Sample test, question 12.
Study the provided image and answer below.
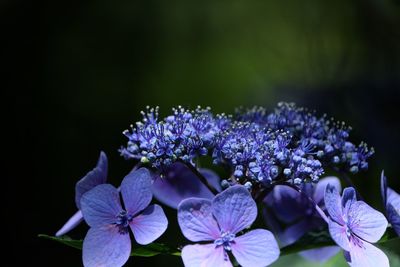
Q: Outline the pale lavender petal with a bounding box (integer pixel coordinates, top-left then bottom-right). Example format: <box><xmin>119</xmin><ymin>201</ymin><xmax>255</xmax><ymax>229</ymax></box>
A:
<box><xmin>299</xmin><ymin>246</ymin><xmax>340</xmax><ymax>262</ymax></box>
<box><xmin>75</xmin><ymin>151</ymin><xmax>108</xmax><ymax>209</ymax></box>
<box><xmin>313</xmin><ymin>176</ymin><xmax>341</xmax><ymax>204</ymax></box>
<box><xmin>348</xmin><ymin>201</ymin><xmax>388</xmax><ymax>243</ymax></box>
<box><xmin>265</xmin><ymin>185</ymin><xmax>305</xmax><ymax>224</ymax></box>
<box><xmin>279</xmin><ymin>219</ymin><xmax>310</xmax><ymax>246</ymax></box>
<box><xmin>82</xmin><ymin>225</ymin><xmax>131</xmax><ymax>267</ymax></box>
<box><xmin>387</xmin><ymin>203</ymin><xmax>400</xmax><ymax>236</ymax></box>
<box><xmin>212</xmin><ymin>185</ymin><xmax>257</xmax><ymax>234</ymax></box>
<box><xmin>347</xmin><ymin>242</ymin><xmax>389</xmax><ymax>267</ymax></box>
<box><xmin>120</xmin><ymin>168</ymin><xmax>152</xmax><ymax>216</ymax></box>
<box><xmin>178</xmin><ymin>198</ymin><xmax>220</xmax><ymax>242</ymax></box>
<box><xmin>129</xmin><ymin>204</ymin><xmax>168</xmax><ymax>245</ymax></box>
<box><xmin>55</xmin><ymin>210</ymin><xmax>83</xmax><ymax>236</ymax></box>
<box><xmin>328</xmin><ymin>219</ymin><xmax>350</xmax><ymax>250</ymax></box>
<box><xmin>152</xmin><ymin>163</ymin><xmax>220</xmax><ymax>209</ymax></box>
<box><xmin>325</xmin><ymin>184</ymin><xmax>344</xmax><ymax>224</ymax></box>
<box><xmin>80</xmin><ymin>184</ymin><xmax>122</xmax><ymax>227</ymax></box>
<box><xmin>231</xmin><ymin>229</ymin><xmax>280</xmax><ymax>267</ymax></box>
<box><xmin>380</xmin><ymin>171</ymin><xmax>387</xmax><ymax>206</ymax></box>
<box><xmin>181</xmin><ymin>244</ymin><xmax>233</xmax><ymax>267</ymax></box>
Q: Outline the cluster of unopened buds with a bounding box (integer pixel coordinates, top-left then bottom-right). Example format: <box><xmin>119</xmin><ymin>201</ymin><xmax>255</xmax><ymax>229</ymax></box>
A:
<box><xmin>50</xmin><ymin>103</ymin><xmax>399</xmax><ymax>267</ymax></box>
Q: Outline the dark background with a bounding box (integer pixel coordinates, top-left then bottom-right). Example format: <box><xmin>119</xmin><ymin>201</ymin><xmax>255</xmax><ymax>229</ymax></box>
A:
<box><xmin>5</xmin><ymin>0</ymin><xmax>400</xmax><ymax>266</ymax></box>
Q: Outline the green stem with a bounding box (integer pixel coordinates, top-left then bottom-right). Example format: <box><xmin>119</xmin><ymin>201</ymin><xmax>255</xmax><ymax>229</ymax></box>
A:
<box><xmin>178</xmin><ymin>160</ymin><xmax>219</xmax><ymax>195</ymax></box>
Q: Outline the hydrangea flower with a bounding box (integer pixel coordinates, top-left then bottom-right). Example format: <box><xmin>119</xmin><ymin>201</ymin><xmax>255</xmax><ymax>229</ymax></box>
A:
<box><xmin>380</xmin><ymin>171</ymin><xmax>400</xmax><ymax>236</ymax></box>
<box><xmin>120</xmin><ymin>103</ymin><xmax>373</xmax><ymax>190</ymax></box>
<box><xmin>152</xmin><ymin>162</ymin><xmax>221</xmax><ymax>209</ymax></box>
<box><xmin>325</xmin><ymin>184</ymin><xmax>389</xmax><ymax>267</ymax></box>
<box><xmin>80</xmin><ymin>168</ymin><xmax>168</xmax><ymax>267</ymax></box>
<box><xmin>56</xmin><ymin>151</ymin><xmax>108</xmax><ymax>236</ymax></box>
<box><xmin>264</xmin><ymin>177</ymin><xmax>341</xmax><ymax>262</ymax></box>
<box><xmin>177</xmin><ymin>185</ymin><xmax>280</xmax><ymax>267</ymax></box>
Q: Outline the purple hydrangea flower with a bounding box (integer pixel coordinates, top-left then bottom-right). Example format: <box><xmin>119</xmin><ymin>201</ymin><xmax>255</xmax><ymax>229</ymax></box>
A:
<box><xmin>380</xmin><ymin>171</ymin><xmax>400</xmax><ymax>236</ymax></box>
<box><xmin>264</xmin><ymin>176</ymin><xmax>341</xmax><ymax>262</ymax></box>
<box><xmin>325</xmin><ymin>184</ymin><xmax>389</xmax><ymax>267</ymax></box>
<box><xmin>121</xmin><ymin>103</ymin><xmax>372</xmax><ymax>190</ymax></box>
<box><xmin>56</xmin><ymin>151</ymin><xmax>108</xmax><ymax>236</ymax></box>
<box><xmin>177</xmin><ymin>185</ymin><xmax>280</xmax><ymax>267</ymax></box>
<box><xmin>81</xmin><ymin>168</ymin><xmax>168</xmax><ymax>267</ymax></box>
<box><xmin>152</xmin><ymin>162</ymin><xmax>221</xmax><ymax>209</ymax></box>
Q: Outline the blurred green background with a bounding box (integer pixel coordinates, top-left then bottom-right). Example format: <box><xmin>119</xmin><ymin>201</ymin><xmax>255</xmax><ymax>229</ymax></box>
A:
<box><xmin>6</xmin><ymin>0</ymin><xmax>400</xmax><ymax>265</ymax></box>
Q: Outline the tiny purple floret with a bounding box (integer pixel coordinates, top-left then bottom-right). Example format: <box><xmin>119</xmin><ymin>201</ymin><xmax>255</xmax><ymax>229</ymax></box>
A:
<box><xmin>325</xmin><ymin>184</ymin><xmax>389</xmax><ymax>267</ymax></box>
<box><xmin>80</xmin><ymin>168</ymin><xmax>168</xmax><ymax>267</ymax></box>
<box><xmin>178</xmin><ymin>185</ymin><xmax>280</xmax><ymax>267</ymax></box>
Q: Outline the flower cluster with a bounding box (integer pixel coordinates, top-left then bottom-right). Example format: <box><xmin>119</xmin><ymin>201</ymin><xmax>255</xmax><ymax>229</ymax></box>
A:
<box><xmin>120</xmin><ymin>106</ymin><xmax>231</xmax><ymax>169</ymax></box>
<box><xmin>52</xmin><ymin>103</ymin><xmax>396</xmax><ymax>267</ymax></box>
<box><xmin>120</xmin><ymin>103</ymin><xmax>373</xmax><ymax>188</ymax></box>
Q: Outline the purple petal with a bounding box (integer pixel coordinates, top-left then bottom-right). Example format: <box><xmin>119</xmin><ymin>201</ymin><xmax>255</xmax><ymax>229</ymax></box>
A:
<box><xmin>313</xmin><ymin>176</ymin><xmax>341</xmax><ymax>204</ymax></box>
<box><xmin>387</xmin><ymin>186</ymin><xmax>400</xmax><ymax>235</ymax></box>
<box><xmin>80</xmin><ymin>184</ymin><xmax>122</xmax><ymax>227</ymax></box>
<box><xmin>200</xmin><ymin>168</ymin><xmax>222</xmax><ymax>192</ymax></box>
<box><xmin>231</xmin><ymin>229</ymin><xmax>280</xmax><ymax>267</ymax></box>
<box><xmin>265</xmin><ymin>185</ymin><xmax>305</xmax><ymax>224</ymax></box>
<box><xmin>55</xmin><ymin>210</ymin><xmax>83</xmax><ymax>236</ymax></box>
<box><xmin>152</xmin><ymin>163</ymin><xmax>220</xmax><ymax>209</ymax></box>
<box><xmin>342</xmin><ymin>187</ymin><xmax>357</xmax><ymax>207</ymax></box>
<box><xmin>325</xmin><ymin>184</ymin><xmax>344</xmax><ymax>224</ymax></box>
<box><xmin>212</xmin><ymin>185</ymin><xmax>257</xmax><ymax>234</ymax></box>
<box><xmin>120</xmin><ymin>168</ymin><xmax>153</xmax><ymax>216</ymax></box>
<box><xmin>347</xmin><ymin>201</ymin><xmax>387</xmax><ymax>243</ymax></box>
<box><xmin>387</xmin><ymin>203</ymin><xmax>400</xmax><ymax>236</ymax></box>
<box><xmin>387</xmin><ymin>187</ymin><xmax>400</xmax><ymax>211</ymax></box>
<box><xmin>328</xmin><ymin>219</ymin><xmax>350</xmax><ymax>250</ymax></box>
<box><xmin>129</xmin><ymin>204</ymin><xmax>168</xmax><ymax>245</ymax></box>
<box><xmin>380</xmin><ymin>171</ymin><xmax>387</xmax><ymax>206</ymax></box>
<box><xmin>178</xmin><ymin>198</ymin><xmax>220</xmax><ymax>242</ymax></box>
<box><xmin>279</xmin><ymin>219</ymin><xmax>310</xmax><ymax>246</ymax></box>
<box><xmin>82</xmin><ymin>226</ymin><xmax>131</xmax><ymax>267</ymax></box>
<box><xmin>75</xmin><ymin>151</ymin><xmax>108</xmax><ymax>209</ymax></box>
<box><xmin>347</xmin><ymin>242</ymin><xmax>389</xmax><ymax>267</ymax></box>
<box><xmin>299</xmin><ymin>246</ymin><xmax>340</xmax><ymax>262</ymax></box>
<box><xmin>181</xmin><ymin>244</ymin><xmax>233</xmax><ymax>267</ymax></box>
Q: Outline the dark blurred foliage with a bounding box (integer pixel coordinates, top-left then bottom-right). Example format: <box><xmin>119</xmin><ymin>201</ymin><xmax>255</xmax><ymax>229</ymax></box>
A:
<box><xmin>4</xmin><ymin>0</ymin><xmax>400</xmax><ymax>265</ymax></box>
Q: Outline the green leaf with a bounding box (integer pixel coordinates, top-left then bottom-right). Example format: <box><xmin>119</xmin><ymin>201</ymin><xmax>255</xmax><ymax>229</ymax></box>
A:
<box><xmin>38</xmin><ymin>234</ymin><xmax>83</xmax><ymax>250</ymax></box>
<box><xmin>280</xmin><ymin>230</ymin><xmax>335</xmax><ymax>256</ymax></box>
<box><xmin>38</xmin><ymin>234</ymin><xmax>181</xmax><ymax>257</ymax></box>
<box><xmin>377</xmin><ymin>227</ymin><xmax>398</xmax><ymax>244</ymax></box>
<box><xmin>130</xmin><ymin>243</ymin><xmax>180</xmax><ymax>257</ymax></box>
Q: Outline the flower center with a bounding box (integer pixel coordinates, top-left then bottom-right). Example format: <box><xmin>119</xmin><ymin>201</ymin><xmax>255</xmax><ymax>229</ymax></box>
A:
<box><xmin>345</xmin><ymin>224</ymin><xmax>364</xmax><ymax>248</ymax></box>
<box><xmin>214</xmin><ymin>231</ymin><xmax>236</xmax><ymax>252</ymax></box>
<box><xmin>115</xmin><ymin>210</ymin><xmax>132</xmax><ymax>235</ymax></box>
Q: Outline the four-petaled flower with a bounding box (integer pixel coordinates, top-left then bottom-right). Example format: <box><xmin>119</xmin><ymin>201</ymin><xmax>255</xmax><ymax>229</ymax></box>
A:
<box><xmin>325</xmin><ymin>184</ymin><xmax>389</xmax><ymax>267</ymax></box>
<box><xmin>80</xmin><ymin>168</ymin><xmax>168</xmax><ymax>267</ymax></box>
<box><xmin>380</xmin><ymin>171</ymin><xmax>400</xmax><ymax>236</ymax></box>
<box><xmin>178</xmin><ymin>185</ymin><xmax>280</xmax><ymax>267</ymax></box>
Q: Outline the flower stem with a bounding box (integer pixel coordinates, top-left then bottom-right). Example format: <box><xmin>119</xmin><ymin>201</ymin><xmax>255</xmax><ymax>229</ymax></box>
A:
<box><xmin>332</xmin><ymin>167</ymin><xmax>364</xmax><ymax>201</ymax></box>
<box><xmin>179</xmin><ymin>160</ymin><xmax>219</xmax><ymax>195</ymax></box>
